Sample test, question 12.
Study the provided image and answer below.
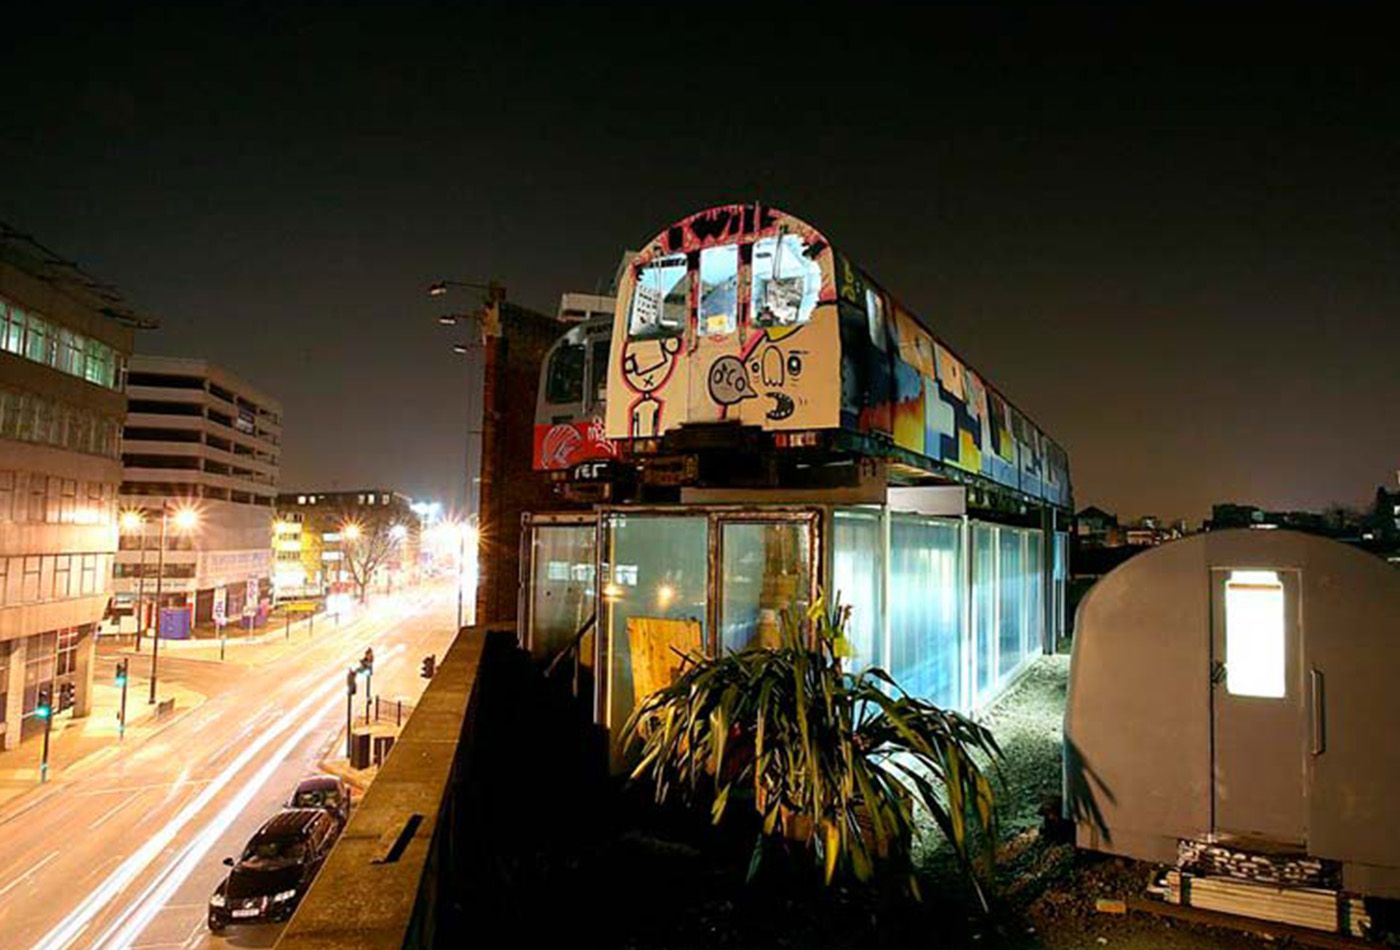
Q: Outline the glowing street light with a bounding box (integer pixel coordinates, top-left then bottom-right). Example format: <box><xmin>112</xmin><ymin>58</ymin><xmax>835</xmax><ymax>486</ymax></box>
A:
<box><xmin>342</xmin><ymin>522</ymin><xmax>362</xmax><ymax>542</ymax></box>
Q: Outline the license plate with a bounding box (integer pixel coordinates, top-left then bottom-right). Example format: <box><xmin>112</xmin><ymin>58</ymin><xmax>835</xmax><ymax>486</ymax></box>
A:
<box><xmin>231</xmin><ymin>908</ymin><xmax>260</xmax><ymax>918</ymax></box>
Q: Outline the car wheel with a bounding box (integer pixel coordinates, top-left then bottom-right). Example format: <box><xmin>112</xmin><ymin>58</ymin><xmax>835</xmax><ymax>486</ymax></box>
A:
<box><xmin>208</xmin><ymin>919</ymin><xmax>225</xmax><ymax>934</ymax></box>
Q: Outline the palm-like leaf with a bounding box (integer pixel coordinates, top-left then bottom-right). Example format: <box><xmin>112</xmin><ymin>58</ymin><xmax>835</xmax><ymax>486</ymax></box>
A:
<box><xmin>621</xmin><ymin>590</ymin><xmax>1002</xmax><ymax>902</ymax></box>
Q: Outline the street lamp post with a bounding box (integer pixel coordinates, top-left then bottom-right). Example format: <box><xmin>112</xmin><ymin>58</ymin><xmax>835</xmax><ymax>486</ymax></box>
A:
<box><xmin>120</xmin><ymin>511</ymin><xmax>149</xmax><ymax>651</ymax></box>
<box><xmin>431</xmin><ymin>278</ymin><xmax>502</xmax><ymax>628</ymax></box>
<box><xmin>150</xmin><ymin>504</ymin><xmax>198</xmax><ymax>704</ymax></box>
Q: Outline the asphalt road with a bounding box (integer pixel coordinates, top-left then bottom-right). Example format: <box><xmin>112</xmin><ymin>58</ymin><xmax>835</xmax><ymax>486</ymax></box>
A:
<box><xmin>0</xmin><ymin>583</ymin><xmax>459</xmax><ymax>950</ymax></box>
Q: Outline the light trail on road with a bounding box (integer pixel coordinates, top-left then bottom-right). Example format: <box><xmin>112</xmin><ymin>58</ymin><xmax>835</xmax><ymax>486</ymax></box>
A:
<box><xmin>30</xmin><ymin>658</ymin><xmax>354</xmax><ymax>950</ymax></box>
<box><xmin>92</xmin><ymin>648</ymin><xmax>405</xmax><ymax>949</ymax></box>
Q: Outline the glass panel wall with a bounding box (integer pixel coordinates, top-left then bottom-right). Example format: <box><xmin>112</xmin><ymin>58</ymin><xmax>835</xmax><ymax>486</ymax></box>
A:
<box><xmin>719</xmin><ymin>521</ymin><xmax>812</xmax><ymax>653</ymax></box>
<box><xmin>888</xmin><ymin>514</ymin><xmax>964</xmax><ymax>710</ymax></box>
<box><xmin>972</xmin><ymin>523</ymin><xmax>997</xmax><ymax>706</ymax></box>
<box><xmin>602</xmin><ymin>514</ymin><xmax>708</xmax><ymax>732</ymax></box>
<box><xmin>527</xmin><ymin>523</ymin><xmax>596</xmax><ymax>662</ymax></box>
<box><xmin>832</xmin><ymin>509</ymin><xmax>884</xmax><ymax>671</ymax></box>
<box><xmin>1025</xmin><ymin>531</ymin><xmax>1044</xmax><ymax>658</ymax></box>
<box><xmin>997</xmin><ymin>527</ymin><xmax>1026</xmax><ymax>679</ymax></box>
<box><xmin>1053</xmin><ymin>531</ymin><xmax>1069</xmax><ymax>642</ymax></box>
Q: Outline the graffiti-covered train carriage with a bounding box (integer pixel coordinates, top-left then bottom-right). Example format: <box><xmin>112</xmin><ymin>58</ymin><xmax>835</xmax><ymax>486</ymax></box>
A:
<box><xmin>525</xmin><ymin>204</ymin><xmax>1073</xmax><ymax>757</ymax></box>
<box><xmin>535</xmin><ymin>203</ymin><xmax>1068</xmax><ymax>510</ymax></box>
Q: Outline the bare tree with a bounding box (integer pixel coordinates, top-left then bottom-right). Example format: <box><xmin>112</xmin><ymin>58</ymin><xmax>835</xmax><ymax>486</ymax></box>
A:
<box><xmin>338</xmin><ymin>511</ymin><xmax>399</xmax><ymax>603</ymax></box>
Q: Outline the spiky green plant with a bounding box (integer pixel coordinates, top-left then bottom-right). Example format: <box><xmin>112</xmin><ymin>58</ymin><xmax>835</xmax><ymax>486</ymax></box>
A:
<box><xmin>621</xmin><ymin>591</ymin><xmax>1002</xmax><ymax>904</ymax></box>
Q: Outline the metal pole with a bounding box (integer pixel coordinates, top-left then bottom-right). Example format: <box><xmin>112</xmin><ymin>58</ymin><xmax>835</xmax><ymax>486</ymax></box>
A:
<box><xmin>149</xmin><ymin>509</ymin><xmax>167</xmax><ymax>704</ymax></box>
<box><xmin>134</xmin><ymin>525</ymin><xmax>148</xmax><ymax>652</ymax></box>
<box><xmin>40</xmin><ymin>708</ymin><xmax>52</xmax><ymax>783</ymax></box>
<box><xmin>345</xmin><ymin>687</ymin><xmax>353</xmax><ymax>759</ymax></box>
<box><xmin>118</xmin><ymin>663</ymin><xmax>128</xmax><ymax>740</ymax></box>
<box><xmin>285</xmin><ymin>614</ymin><xmax>291</xmax><ymax>640</ymax></box>
<box><xmin>220</xmin><ymin>623</ymin><xmax>226</xmax><ymax>661</ymax></box>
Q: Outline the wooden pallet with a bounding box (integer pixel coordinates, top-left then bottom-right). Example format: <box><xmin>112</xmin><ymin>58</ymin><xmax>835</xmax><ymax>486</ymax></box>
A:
<box><xmin>1155</xmin><ymin>869</ymin><xmax>1371</xmax><ymax>939</ymax></box>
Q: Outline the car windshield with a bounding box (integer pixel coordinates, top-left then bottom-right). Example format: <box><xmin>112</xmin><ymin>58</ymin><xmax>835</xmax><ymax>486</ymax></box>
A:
<box><xmin>243</xmin><ymin>837</ymin><xmax>306</xmax><ymax>862</ymax></box>
<box><xmin>294</xmin><ymin>788</ymin><xmax>339</xmax><ymax>808</ymax></box>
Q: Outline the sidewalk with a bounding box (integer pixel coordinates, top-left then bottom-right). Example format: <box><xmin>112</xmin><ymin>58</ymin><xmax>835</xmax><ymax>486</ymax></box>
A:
<box><xmin>0</xmin><ymin>677</ymin><xmax>207</xmax><ymax>811</ymax></box>
<box><xmin>108</xmin><ymin>608</ymin><xmax>342</xmax><ymax>667</ymax></box>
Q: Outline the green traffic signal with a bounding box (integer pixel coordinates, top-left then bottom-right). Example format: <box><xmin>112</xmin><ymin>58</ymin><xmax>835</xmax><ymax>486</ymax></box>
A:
<box><xmin>34</xmin><ymin>704</ymin><xmax>50</xmax><ymax>720</ymax></box>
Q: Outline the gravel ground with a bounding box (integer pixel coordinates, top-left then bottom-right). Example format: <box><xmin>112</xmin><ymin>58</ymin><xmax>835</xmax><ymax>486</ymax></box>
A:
<box><xmin>500</xmin><ymin>656</ymin><xmax>1325</xmax><ymax>948</ymax></box>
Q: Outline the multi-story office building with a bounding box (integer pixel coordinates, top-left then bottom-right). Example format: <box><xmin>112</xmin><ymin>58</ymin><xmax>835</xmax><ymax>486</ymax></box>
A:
<box><xmin>276</xmin><ymin>490</ymin><xmax>419</xmax><ymax>599</ymax></box>
<box><xmin>115</xmin><ymin>357</ymin><xmax>280</xmax><ymax>628</ymax></box>
<box><xmin>0</xmin><ymin>226</ymin><xmax>139</xmax><ymax>749</ymax></box>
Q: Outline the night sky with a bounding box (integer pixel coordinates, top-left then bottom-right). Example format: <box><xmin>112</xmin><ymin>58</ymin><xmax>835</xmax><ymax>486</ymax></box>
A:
<box><xmin>3</xmin><ymin>6</ymin><xmax>1395</xmax><ymax>522</ymax></box>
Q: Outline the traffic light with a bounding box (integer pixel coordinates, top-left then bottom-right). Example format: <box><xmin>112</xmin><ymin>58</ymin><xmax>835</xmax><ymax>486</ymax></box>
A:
<box><xmin>346</xmin><ymin>667</ymin><xmax>358</xmax><ymax>695</ymax></box>
<box><xmin>34</xmin><ymin>686</ymin><xmax>51</xmax><ymax>720</ymax></box>
<box><xmin>361</xmin><ymin>647</ymin><xmax>374</xmax><ymax>673</ymax></box>
<box><xmin>420</xmin><ymin>654</ymin><xmax>436</xmax><ymax>679</ymax></box>
<box><xmin>115</xmin><ymin>659</ymin><xmax>128</xmax><ymax>688</ymax></box>
<box><xmin>58</xmin><ymin>682</ymin><xmax>74</xmax><ymax>712</ymax></box>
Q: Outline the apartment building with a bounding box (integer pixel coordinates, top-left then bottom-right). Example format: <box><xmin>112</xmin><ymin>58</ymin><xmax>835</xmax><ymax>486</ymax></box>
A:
<box><xmin>115</xmin><ymin>357</ymin><xmax>280</xmax><ymax>628</ymax></box>
<box><xmin>0</xmin><ymin>226</ymin><xmax>138</xmax><ymax>748</ymax></box>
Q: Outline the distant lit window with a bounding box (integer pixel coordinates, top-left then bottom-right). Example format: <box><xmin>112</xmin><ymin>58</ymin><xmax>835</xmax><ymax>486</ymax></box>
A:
<box><xmin>1224</xmin><ymin>570</ymin><xmax>1286</xmax><ymax>698</ymax></box>
<box><xmin>629</xmin><ymin>255</ymin><xmax>688</xmax><ymax>340</ymax></box>
<box><xmin>545</xmin><ymin>342</ymin><xmax>586</xmax><ymax>404</ymax></box>
<box><xmin>751</xmin><ymin>234</ymin><xmax>821</xmax><ymax>328</ymax></box>
<box><xmin>698</xmin><ymin>245</ymin><xmax>738</xmax><ymax>336</ymax></box>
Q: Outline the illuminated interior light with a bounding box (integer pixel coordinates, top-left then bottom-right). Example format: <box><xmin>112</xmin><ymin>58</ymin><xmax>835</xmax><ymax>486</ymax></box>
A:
<box><xmin>1224</xmin><ymin>569</ymin><xmax>1286</xmax><ymax>698</ymax></box>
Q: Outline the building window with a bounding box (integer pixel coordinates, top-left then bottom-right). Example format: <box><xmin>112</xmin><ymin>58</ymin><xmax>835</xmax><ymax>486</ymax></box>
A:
<box><xmin>52</xmin><ymin>555</ymin><xmax>71</xmax><ymax>599</ymax></box>
<box><xmin>698</xmin><ymin>244</ymin><xmax>739</xmax><ymax>336</ymax></box>
<box><xmin>628</xmin><ymin>255</ymin><xmax>688</xmax><ymax>340</ymax></box>
<box><xmin>56</xmin><ymin>628</ymin><xmax>79</xmax><ymax>677</ymax></box>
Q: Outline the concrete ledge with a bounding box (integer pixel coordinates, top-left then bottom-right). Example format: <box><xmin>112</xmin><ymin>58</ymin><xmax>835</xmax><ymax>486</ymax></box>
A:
<box><xmin>277</xmin><ymin>622</ymin><xmax>516</xmax><ymax>949</ymax></box>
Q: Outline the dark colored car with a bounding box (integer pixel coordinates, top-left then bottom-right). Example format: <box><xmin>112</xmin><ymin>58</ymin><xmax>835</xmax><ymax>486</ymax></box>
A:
<box><xmin>287</xmin><ymin>775</ymin><xmax>350</xmax><ymax>827</ymax></box>
<box><xmin>208</xmin><ymin>808</ymin><xmax>339</xmax><ymax>932</ymax></box>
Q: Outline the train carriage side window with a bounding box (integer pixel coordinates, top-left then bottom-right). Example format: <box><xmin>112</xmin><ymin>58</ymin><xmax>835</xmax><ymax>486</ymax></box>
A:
<box><xmin>752</xmin><ymin>234</ymin><xmax>821</xmax><ymax>328</ymax></box>
<box><xmin>629</xmin><ymin>255</ymin><xmax>688</xmax><ymax>339</ymax></box>
<box><xmin>698</xmin><ymin>245</ymin><xmax>739</xmax><ymax>336</ymax></box>
<box><xmin>545</xmin><ymin>342</ymin><xmax>586</xmax><ymax>405</ymax></box>
<box><xmin>865</xmin><ymin>287</ymin><xmax>888</xmax><ymax>351</ymax></box>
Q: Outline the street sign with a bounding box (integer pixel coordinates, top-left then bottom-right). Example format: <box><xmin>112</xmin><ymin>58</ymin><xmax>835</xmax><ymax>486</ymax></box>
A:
<box><xmin>243</xmin><ymin>577</ymin><xmax>258</xmax><ymax>616</ymax></box>
<box><xmin>212</xmin><ymin>587</ymin><xmax>227</xmax><ymax>625</ymax></box>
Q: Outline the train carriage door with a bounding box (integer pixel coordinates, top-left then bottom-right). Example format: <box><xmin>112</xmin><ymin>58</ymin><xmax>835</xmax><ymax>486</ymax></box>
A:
<box><xmin>1210</xmin><ymin>568</ymin><xmax>1307</xmax><ymax>846</ymax></box>
<box><xmin>689</xmin><ymin>243</ymin><xmax>742</xmax><ymax>424</ymax></box>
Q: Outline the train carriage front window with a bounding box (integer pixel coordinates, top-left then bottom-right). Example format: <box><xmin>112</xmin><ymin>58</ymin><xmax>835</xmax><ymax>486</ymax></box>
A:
<box><xmin>545</xmin><ymin>342</ymin><xmax>585</xmax><ymax>405</ymax></box>
<box><xmin>698</xmin><ymin>245</ymin><xmax>739</xmax><ymax>336</ymax></box>
<box><xmin>629</xmin><ymin>255</ymin><xmax>688</xmax><ymax>340</ymax></box>
<box><xmin>752</xmin><ymin>234</ymin><xmax>821</xmax><ymax>328</ymax></box>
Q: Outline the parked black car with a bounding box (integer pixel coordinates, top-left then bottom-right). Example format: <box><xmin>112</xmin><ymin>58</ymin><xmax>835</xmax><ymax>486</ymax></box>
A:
<box><xmin>208</xmin><ymin>808</ymin><xmax>339</xmax><ymax>932</ymax></box>
<box><xmin>287</xmin><ymin>774</ymin><xmax>350</xmax><ymax>827</ymax></box>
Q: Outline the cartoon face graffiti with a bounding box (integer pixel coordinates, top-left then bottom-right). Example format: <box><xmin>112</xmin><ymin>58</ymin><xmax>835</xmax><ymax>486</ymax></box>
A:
<box><xmin>745</xmin><ymin>334</ymin><xmax>808</xmax><ymax>422</ymax></box>
<box><xmin>707</xmin><ymin>355</ymin><xmax>756</xmax><ymax>406</ymax></box>
<box><xmin>621</xmin><ymin>337</ymin><xmax>681</xmax><ymax>437</ymax></box>
<box><xmin>622</xmin><ymin>337</ymin><xmax>681</xmax><ymax>394</ymax></box>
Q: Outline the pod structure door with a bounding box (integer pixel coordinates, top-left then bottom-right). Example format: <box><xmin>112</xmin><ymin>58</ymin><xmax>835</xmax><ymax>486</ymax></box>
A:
<box><xmin>1209</xmin><ymin>568</ymin><xmax>1307</xmax><ymax>847</ymax></box>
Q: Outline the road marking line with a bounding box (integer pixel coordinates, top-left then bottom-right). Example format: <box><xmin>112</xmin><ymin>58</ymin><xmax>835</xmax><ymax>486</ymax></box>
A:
<box><xmin>0</xmin><ymin>850</ymin><xmax>59</xmax><ymax>900</ymax></box>
<box><xmin>0</xmin><ymin>788</ymin><xmax>61</xmax><ymax>828</ymax></box>
<box><xmin>89</xmin><ymin>794</ymin><xmax>139</xmax><ymax>830</ymax></box>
